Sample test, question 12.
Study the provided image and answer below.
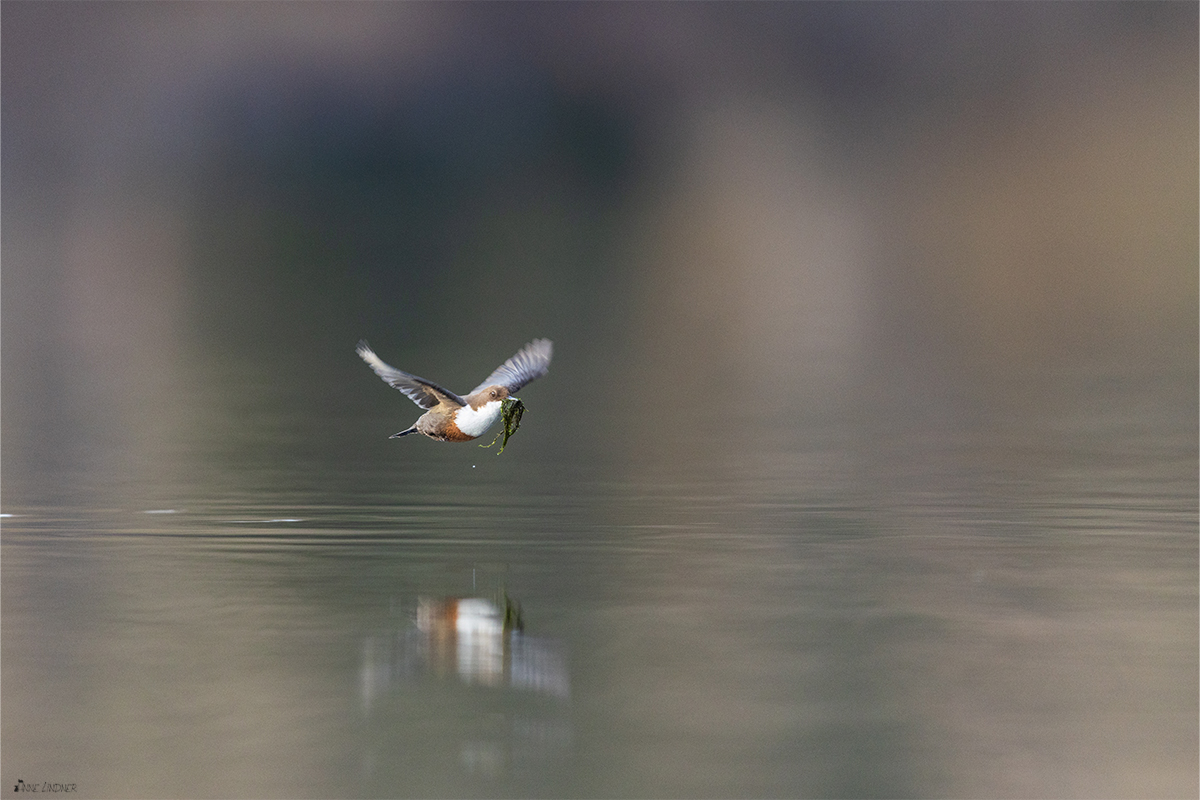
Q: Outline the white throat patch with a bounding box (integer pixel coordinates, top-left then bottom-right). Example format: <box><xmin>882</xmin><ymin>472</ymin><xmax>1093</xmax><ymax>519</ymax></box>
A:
<box><xmin>455</xmin><ymin>400</ymin><xmax>502</xmax><ymax>437</ymax></box>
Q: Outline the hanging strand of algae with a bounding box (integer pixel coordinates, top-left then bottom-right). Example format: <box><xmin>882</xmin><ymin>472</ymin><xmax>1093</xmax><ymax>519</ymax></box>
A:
<box><xmin>478</xmin><ymin>397</ymin><xmax>525</xmax><ymax>454</ymax></box>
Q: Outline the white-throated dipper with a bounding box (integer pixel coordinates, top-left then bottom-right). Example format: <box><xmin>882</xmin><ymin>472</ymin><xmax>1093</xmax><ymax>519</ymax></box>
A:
<box><xmin>356</xmin><ymin>339</ymin><xmax>552</xmax><ymax>441</ymax></box>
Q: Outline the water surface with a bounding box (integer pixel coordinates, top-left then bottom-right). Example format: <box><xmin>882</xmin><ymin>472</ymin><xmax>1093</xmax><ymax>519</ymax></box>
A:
<box><xmin>3</xmin><ymin>406</ymin><xmax>1196</xmax><ymax>798</ymax></box>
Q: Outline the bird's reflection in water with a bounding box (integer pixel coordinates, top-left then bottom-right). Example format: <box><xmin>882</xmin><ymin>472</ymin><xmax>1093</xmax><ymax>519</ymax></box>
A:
<box><xmin>363</xmin><ymin>594</ymin><xmax>569</xmax><ymax>700</ymax></box>
<box><xmin>359</xmin><ymin>593</ymin><xmax>571</xmax><ymax>784</ymax></box>
<box><xmin>419</xmin><ymin>596</ymin><xmax>522</xmax><ymax>689</ymax></box>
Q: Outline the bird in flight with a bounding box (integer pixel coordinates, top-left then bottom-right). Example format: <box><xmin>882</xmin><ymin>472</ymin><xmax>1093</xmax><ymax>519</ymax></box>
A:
<box><xmin>356</xmin><ymin>338</ymin><xmax>552</xmax><ymax>441</ymax></box>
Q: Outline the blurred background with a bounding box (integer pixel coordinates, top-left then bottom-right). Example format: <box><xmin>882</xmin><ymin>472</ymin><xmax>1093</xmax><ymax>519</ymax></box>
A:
<box><xmin>5</xmin><ymin>1</ymin><xmax>1195</xmax><ymax>481</ymax></box>
<box><xmin>3</xmin><ymin>3</ymin><xmax>1197</xmax><ymax>798</ymax></box>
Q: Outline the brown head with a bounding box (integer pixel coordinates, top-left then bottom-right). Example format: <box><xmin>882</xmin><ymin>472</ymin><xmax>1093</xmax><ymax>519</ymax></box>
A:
<box><xmin>467</xmin><ymin>385</ymin><xmax>510</xmax><ymax>409</ymax></box>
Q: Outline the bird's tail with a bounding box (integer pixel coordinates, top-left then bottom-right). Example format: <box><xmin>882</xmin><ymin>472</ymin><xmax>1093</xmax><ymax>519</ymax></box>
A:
<box><xmin>389</xmin><ymin>426</ymin><xmax>419</xmax><ymax>439</ymax></box>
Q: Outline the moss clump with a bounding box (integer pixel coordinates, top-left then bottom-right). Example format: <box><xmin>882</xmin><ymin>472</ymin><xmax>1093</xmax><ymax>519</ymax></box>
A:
<box><xmin>501</xmin><ymin>590</ymin><xmax>524</xmax><ymax>633</ymax></box>
<box><xmin>478</xmin><ymin>397</ymin><xmax>525</xmax><ymax>454</ymax></box>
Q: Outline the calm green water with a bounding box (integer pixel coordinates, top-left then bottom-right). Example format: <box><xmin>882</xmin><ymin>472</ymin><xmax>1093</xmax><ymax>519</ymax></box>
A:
<box><xmin>3</xmin><ymin>408</ymin><xmax>1196</xmax><ymax>798</ymax></box>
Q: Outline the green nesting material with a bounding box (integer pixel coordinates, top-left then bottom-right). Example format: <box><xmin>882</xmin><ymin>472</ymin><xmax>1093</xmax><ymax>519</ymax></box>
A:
<box><xmin>479</xmin><ymin>397</ymin><xmax>525</xmax><ymax>454</ymax></box>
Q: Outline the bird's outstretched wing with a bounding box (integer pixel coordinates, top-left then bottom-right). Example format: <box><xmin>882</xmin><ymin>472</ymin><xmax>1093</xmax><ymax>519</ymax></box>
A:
<box><xmin>468</xmin><ymin>338</ymin><xmax>553</xmax><ymax>396</ymax></box>
<box><xmin>356</xmin><ymin>341</ymin><xmax>466</xmax><ymax>409</ymax></box>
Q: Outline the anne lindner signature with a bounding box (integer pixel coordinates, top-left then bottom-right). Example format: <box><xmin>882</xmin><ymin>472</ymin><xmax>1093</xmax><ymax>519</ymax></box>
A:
<box><xmin>13</xmin><ymin>780</ymin><xmax>77</xmax><ymax>793</ymax></box>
